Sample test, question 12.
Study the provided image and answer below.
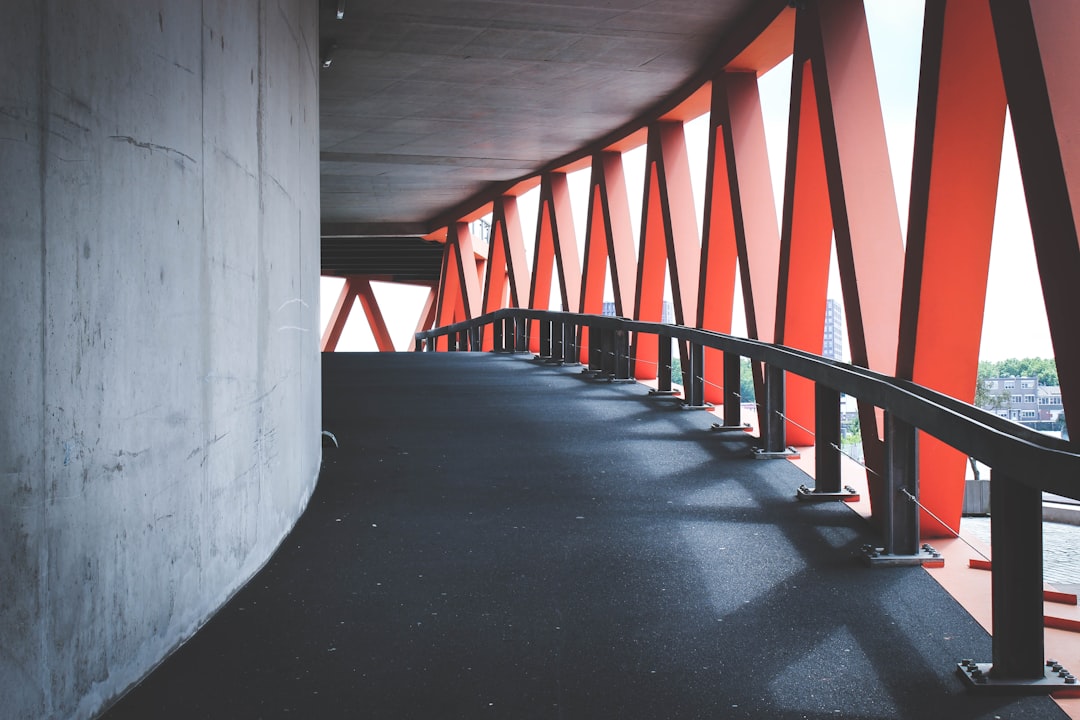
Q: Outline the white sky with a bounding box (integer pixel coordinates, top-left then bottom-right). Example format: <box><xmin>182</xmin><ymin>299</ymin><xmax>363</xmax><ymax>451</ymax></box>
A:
<box><xmin>322</xmin><ymin>0</ymin><xmax>1055</xmax><ymax>363</ymax></box>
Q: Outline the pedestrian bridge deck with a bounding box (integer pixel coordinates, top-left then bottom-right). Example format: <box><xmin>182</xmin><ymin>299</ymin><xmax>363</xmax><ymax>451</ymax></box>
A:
<box><xmin>104</xmin><ymin>353</ymin><xmax>1066</xmax><ymax>719</ymax></box>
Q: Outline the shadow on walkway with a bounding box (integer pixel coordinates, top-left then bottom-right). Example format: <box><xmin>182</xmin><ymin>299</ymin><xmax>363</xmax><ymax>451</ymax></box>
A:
<box><xmin>103</xmin><ymin>353</ymin><xmax>1065</xmax><ymax>719</ymax></box>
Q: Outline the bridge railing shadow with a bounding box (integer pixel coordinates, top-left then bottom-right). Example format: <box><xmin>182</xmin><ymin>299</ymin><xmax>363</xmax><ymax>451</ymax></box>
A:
<box><xmin>416</xmin><ymin>308</ymin><xmax>1080</xmax><ymax>694</ymax></box>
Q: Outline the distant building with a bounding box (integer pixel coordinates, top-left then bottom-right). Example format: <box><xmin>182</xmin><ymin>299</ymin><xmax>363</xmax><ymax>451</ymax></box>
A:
<box><xmin>822</xmin><ymin>298</ymin><xmax>844</xmax><ymax>362</ymax></box>
<box><xmin>979</xmin><ymin>375</ymin><xmax>1063</xmax><ymax>428</ymax></box>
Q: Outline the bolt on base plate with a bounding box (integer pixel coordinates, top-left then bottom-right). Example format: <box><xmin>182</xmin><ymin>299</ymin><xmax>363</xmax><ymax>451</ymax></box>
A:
<box><xmin>796</xmin><ymin>483</ymin><xmax>859</xmax><ymax>503</ymax></box>
<box><xmin>859</xmin><ymin>543</ymin><xmax>944</xmax><ymax>568</ymax></box>
<box><xmin>956</xmin><ymin>659</ymin><xmax>1078</xmax><ymax>694</ymax></box>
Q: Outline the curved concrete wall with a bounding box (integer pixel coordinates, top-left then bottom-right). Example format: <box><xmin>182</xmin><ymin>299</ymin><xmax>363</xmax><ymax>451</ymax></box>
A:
<box><xmin>0</xmin><ymin>2</ymin><xmax>321</xmax><ymax>717</ymax></box>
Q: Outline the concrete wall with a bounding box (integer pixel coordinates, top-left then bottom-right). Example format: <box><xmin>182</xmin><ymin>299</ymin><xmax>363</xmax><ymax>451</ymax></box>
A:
<box><xmin>0</xmin><ymin>2</ymin><xmax>321</xmax><ymax>717</ymax></box>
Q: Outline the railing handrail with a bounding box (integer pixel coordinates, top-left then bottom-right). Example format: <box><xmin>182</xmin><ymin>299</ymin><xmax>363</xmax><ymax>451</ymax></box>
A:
<box><xmin>417</xmin><ymin>308</ymin><xmax>1079</xmax><ymax>501</ymax></box>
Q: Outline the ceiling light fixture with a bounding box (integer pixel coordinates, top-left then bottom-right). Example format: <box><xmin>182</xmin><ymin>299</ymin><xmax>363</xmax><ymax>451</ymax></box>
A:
<box><xmin>336</xmin><ymin>0</ymin><xmax>345</xmax><ymax>20</ymax></box>
<box><xmin>321</xmin><ymin>43</ymin><xmax>336</xmax><ymax>69</ymax></box>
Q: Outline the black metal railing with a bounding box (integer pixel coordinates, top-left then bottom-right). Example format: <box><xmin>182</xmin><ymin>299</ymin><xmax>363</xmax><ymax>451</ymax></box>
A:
<box><xmin>417</xmin><ymin>308</ymin><xmax>1080</xmax><ymax>692</ymax></box>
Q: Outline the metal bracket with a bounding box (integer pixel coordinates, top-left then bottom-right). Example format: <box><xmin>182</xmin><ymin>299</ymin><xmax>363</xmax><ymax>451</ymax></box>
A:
<box><xmin>859</xmin><ymin>543</ymin><xmax>943</xmax><ymax>568</ymax></box>
<box><xmin>956</xmin><ymin>659</ymin><xmax>1078</xmax><ymax>694</ymax></box>
<box><xmin>796</xmin><ymin>483</ymin><xmax>859</xmax><ymax>503</ymax></box>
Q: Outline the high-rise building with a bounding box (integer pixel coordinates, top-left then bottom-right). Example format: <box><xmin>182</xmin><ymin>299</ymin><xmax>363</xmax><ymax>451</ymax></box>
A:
<box><xmin>822</xmin><ymin>298</ymin><xmax>844</xmax><ymax>361</ymax></box>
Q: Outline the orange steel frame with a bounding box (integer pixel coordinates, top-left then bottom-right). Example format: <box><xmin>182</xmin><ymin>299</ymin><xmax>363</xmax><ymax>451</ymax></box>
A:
<box><xmin>326</xmin><ymin>0</ymin><xmax>1080</xmax><ymax>540</ymax></box>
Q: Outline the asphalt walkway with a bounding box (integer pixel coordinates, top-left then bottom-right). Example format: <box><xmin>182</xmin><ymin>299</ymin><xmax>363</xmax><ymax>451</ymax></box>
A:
<box><xmin>102</xmin><ymin>353</ymin><xmax>1066</xmax><ymax>719</ymax></box>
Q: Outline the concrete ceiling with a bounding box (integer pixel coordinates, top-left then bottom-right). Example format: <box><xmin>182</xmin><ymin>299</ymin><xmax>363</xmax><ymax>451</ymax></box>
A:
<box><xmin>319</xmin><ymin>0</ymin><xmax>772</xmax><ymax>240</ymax></box>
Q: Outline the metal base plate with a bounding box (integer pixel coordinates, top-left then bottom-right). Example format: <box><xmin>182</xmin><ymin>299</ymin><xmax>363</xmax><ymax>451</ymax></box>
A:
<box><xmin>956</xmin><ymin>660</ymin><xmax>1078</xmax><ymax>694</ymax></box>
<box><xmin>796</xmin><ymin>484</ymin><xmax>859</xmax><ymax>503</ymax></box>
<box><xmin>680</xmin><ymin>401</ymin><xmax>714</xmax><ymax>411</ymax></box>
<box><xmin>648</xmin><ymin>389</ymin><xmax>681</xmax><ymax>396</ymax></box>
<box><xmin>711</xmin><ymin>422</ymin><xmax>751</xmax><ymax>432</ymax></box>
<box><xmin>859</xmin><ymin>544</ymin><xmax>943</xmax><ymax>568</ymax></box>
<box><xmin>751</xmin><ymin>447</ymin><xmax>800</xmax><ymax>460</ymax></box>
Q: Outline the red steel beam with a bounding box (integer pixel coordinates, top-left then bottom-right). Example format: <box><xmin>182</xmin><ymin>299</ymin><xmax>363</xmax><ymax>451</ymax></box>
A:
<box><xmin>991</xmin><ymin>0</ymin><xmax>1080</xmax><ymax>445</ymax></box>
<box><xmin>320</xmin><ymin>277</ymin><xmax>358</xmax><ymax>352</ymax></box>
<box><xmin>528</xmin><ymin>173</ymin><xmax>581</xmax><ymax>352</ymax></box>
<box><xmin>354</xmin><ymin>278</ymin><xmax>396</xmax><ymax>352</ymax></box>
<box><xmin>897</xmin><ymin>0</ymin><xmax>1006</xmax><ymax>537</ymax></box>
<box><xmin>632</xmin><ymin>122</ymin><xmax>701</xmax><ymax>380</ymax></box>
<box><xmin>579</xmin><ymin>152</ymin><xmax>639</xmax><ymax>362</ymax></box>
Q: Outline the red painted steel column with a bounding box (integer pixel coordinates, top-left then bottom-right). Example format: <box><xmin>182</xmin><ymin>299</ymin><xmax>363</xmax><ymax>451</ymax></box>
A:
<box><xmin>700</xmin><ymin>72</ymin><xmax>785</xmax><ymax>407</ymax></box>
<box><xmin>481</xmin><ymin>196</ymin><xmax>528</xmax><ymax>350</ymax></box>
<box><xmin>991</xmin><ymin>0</ymin><xmax>1080</xmax><ymax>441</ymax></box>
<box><xmin>774</xmin><ymin>53</ymin><xmax>832</xmax><ymax>447</ymax></box>
<box><xmin>794</xmin><ymin>0</ymin><xmax>906</xmax><ymax>517</ymax></box>
<box><xmin>354</xmin><ymin>278</ymin><xmax>396</xmax><ymax>352</ymax></box>
<box><xmin>320</xmin><ymin>277</ymin><xmax>358</xmax><ymax>352</ymax></box>
<box><xmin>580</xmin><ymin>152</ymin><xmax>637</xmax><ymax>362</ymax></box>
<box><xmin>413</xmin><ymin>285</ymin><xmax>437</xmax><ymax>350</ymax></box>
<box><xmin>698</xmin><ymin>79</ymin><xmax>738</xmax><ymax>406</ymax></box>
<box><xmin>528</xmin><ymin>173</ymin><xmax>580</xmax><ymax>352</ymax></box>
<box><xmin>897</xmin><ymin>0</ymin><xmax>1006</xmax><ymax>537</ymax></box>
<box><xmin>632</xmin><ymin>122</ymin><xmax>700</xmax><ymax>380</ymax></box>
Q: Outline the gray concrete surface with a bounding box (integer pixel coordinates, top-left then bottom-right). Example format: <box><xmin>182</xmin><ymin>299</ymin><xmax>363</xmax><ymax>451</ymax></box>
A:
<box><xmin>0</xmin><ymin>3</ymin><xmax>321</xmax><ymax>718</ymax></box>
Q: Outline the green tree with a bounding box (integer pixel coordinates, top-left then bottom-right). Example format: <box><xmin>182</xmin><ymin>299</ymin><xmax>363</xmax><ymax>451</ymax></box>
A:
<box><xmin>740</xmin><ymin>358</ymin><xmax>755</xmax><ymax>402</ymax></box>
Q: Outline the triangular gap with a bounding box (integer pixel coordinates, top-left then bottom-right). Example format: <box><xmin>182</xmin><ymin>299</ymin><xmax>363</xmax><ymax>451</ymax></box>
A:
<box><xmin>339</xmin><ymin>294</ymin><xmax>378</xmax><ymax>351</ymax></box>
<box><xmin>980</xmin><ymin>109</ymin><xmax>1055</xmax><ymax>381</ymax></box>
<box><xmin>517</xmin><ymin>184</ymin><xmax>541</xmax><ymax>271</ymax></box>
<box><xmin>550</xmin><ymin>271</ymin><xmax>564</xmax><ymax>311</ymax></box>
<box><xmin>829</xmin><ymin>241</ymin><xmax>846</xmax><ymax>367</ymax></box>
<box><xmin>469</xmin><ymin>211</ymin><xmax>493</xmax><ymax>252</ymax></box>
<box><xmin>758</xmin><ymin>55</ymin><xmax>793</xmax><ymax>228</ymax></box>
<box><xmin>632</xmin><ymin>157</ymin><xmax>669</xmax><ymax>379</ymax></box>
<box><xmin>684</xmin><ymin>112</ymin><xmax>710</xmax><ymax>247</ymax></box>
<box><xmin>566</xmin><ymin>165</ymin><xmax>592</xmax><ymax>270</ymax></box>
<box><xmin>622</xmin><ymin>142</ymin><xmax>648</xmax><ymax>245</ymax></box>
<box><xmin>319</xmin><ymin>276</ymin><xmax>347</xmax><ymax>339</ymax></box>
<box><xmin>864</xmin><ymin>0</ymin><xmax>925</xmax><ymax>239</ymax></box>
<box><xmin>369</xmin><ymin>281</ymin><xmax>431</xmax><ymax>352</ymax></box>
<box><xmin>731</xmin><ymin>258</ymin><xmax>758</xmax><ymax>429</ymax></box>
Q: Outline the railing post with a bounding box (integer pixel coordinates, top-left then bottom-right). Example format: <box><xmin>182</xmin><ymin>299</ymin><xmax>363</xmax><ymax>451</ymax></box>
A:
<box><xmin>550</xmin><ymin>319</ymin><xmax>565</xmax><ymax>363</ymax></box>
<box><xmin>470</xmin><ymin>325</ymin><xmax>481</xmax><ymax>352</ymax></box>
<box><xmin>563</xmin><ymin>321</ymin><xmax>578</xmax><ymax>365</ymax></box>
<box><xmin>712</xmin><ymin>351</ymin><xmax>744</xmax><ymax>430</ymax></box>
<box><xmin>588</xmin><ymin>324</ymin><xmax>603</xmax><ymax>373</ymax></box>
<box><xmin>884</xmin><ymin>412</ymin><xmax>919</xmax><ymax>556</ymax></box>
<box><xmin>860</xmin><ymin>412</ymin><xmax>938</xmax><ymax>566</ymax></box>
<box><xmin>515</xmin><ymin>316</ymin><xmax>527</xmax><ymax>352</ymax></box>
<box><xmin>682</xmin><ymin>342</ymin><xmax>711</xmax><ymax>410</ymax></box>
<box><xmin>538</xmin><ymin>319</ymin><xmax>552</xmax><ymax>359</ymax></box>
<box><xmin>956</xmin><ymin>469</ymin><xmax>1070</xmax><ymax>692</ymax></box>
<box><xmin>613</xmin><ymin>329</ymin><xmax>631</xmax><ymax>381</ymax></box>
<box><xmin>754</xmin><ymin>363</ymin><xmax>795</xmax><ymax>458</ymax></box>
<box><xmin>796</xmin><ymin>384</ymin><xmax>858</xmax><ymax>501</ymax></box>
<box><xmin>650</xmin><ymin>334</ymin><xmax>678</xmax><ymax>396</ymax></box>
<box><xmin>990</xmin><ymin>471</ymin><xmax>1045</xmax><ymax>678</ymax></box>
<box><xmin>492</xmin><ymin>317</ymin><xmax>504</xmax><ymax>352</ymax></box>
<box><xmin>600</xmin><ymin>327</ymin><xmax>615</xmax><ymax>379</ymax></box>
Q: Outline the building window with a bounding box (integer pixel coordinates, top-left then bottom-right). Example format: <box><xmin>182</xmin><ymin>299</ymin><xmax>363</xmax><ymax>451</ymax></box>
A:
<box><xmin>1021</xmin><ymin>379</ymin><xmax>1035</xmax><ymax>388</ymax></box>
<box><xmin>1021</xmin><ymin>410</ymin><xmax>1037</xmax><ymax>419</ymax></box>
<box><xmin>1011</xmin><ymin>394</ymin><xmax>1022</xmax><ymax>403</ymax></box>
<box><xmin>1004</xmin><ymin>380</ymin><xmax>1015</xmax><ymax>389</ymax></box>
<box><xmin>1025</xmin><ymin>395</ymin><xmax>1035</xmax><ymax>403</ymax></box>
<box><xmin>984</xmin><ymin>380</ymin><xmax>995</xmax><ymax>389</ymax></box>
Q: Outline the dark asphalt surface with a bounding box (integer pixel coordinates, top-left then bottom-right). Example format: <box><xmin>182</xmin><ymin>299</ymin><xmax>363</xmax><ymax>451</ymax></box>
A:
<box><xmin>103</xmin><ymin>352</ymin><xmax>1066</xmax><ymax>719</ymax></box>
